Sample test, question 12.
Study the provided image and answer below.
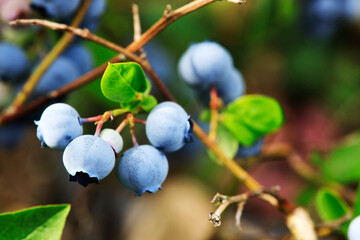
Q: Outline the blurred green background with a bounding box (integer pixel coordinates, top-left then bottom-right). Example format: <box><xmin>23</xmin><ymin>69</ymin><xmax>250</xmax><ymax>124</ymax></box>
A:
<box><xmin>1</xmin><ymin>0</ymin><xmax>360</xmax><ymax>239</ymax></box>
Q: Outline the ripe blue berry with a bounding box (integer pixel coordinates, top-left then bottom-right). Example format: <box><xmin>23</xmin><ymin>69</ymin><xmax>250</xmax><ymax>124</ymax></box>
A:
<box><xmin>62</xmin><ymin>44</ymin><xmax>93</xmax><ymax>75</ymax></box>
<box><xmin>178</xmin><ymin>41</ymin><xmax>233</xmax><ymax>89</ymax></box>
<box><xmin>35</xmin><ymin>103</ymin><xmax>83</xmax><ymax>149</ymax></box>
<box><xmin>84</xmin><ymin>0</ymin><xmax>106</xmax><ymax>21</ymax></box>
<box><xmin>34</xmin><ymin>56</ymin><xmax>80</xmax><ymax>94</ymax></box>
<box><xmin>236</xmin><ymin>138</ymin><xmax>264</xmax><ymax>158</ymax></box>
<box><xmin>344</xmin><ymin>0</ymin><xmax>360</xmax><ymax>20</ymax></box>
<box><xmin>63</xmin><ymin>135</ymin><xmax>116</xmax><ymax>186</ymax></box>
<box><xmin>0</xmin><ymin>42</ymin><xmax>28</xmax><ymax>82</ymax></box>
<box><xmin>117</xmin><ymin>145</ymin><xmax>168</xmax><ymax>196</ymax></box>
<box><xmin>30</xmin><ymin>0</ymin><xmax>81</xmax><ymax>19</ymax></box>
<box><xmin>146</xmin><ymin>101</ymin><xmax>193</xmax><ymax>152</ymax></box>
<box><xmin>348</xmin><ymin>215</ymin><xmax>360</xmax><ymax>240</ymax></box>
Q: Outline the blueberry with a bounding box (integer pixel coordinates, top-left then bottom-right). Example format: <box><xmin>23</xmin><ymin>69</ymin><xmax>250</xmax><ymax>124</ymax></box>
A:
<box><xmin>0</xmin><ymin>122</ymin><xmax>25</xmax><ymax>148</ymax></box>
<box><xmin>344</xmin><ymin>0</ymin><xmax>360</xmax><ymax>20</ymax></box>
<box><xmin>348</xmin><ymin>215</ymin><xmax>360</xmax><ymax>240</ymax></box>
<box><xmin>146</xmin><ymin>101</ymin><xmax>193</xmax><ymax>152</ymax></box>
<box><xmin>178</xmin><ymin>41</ymin><xmax>233</xmax><ymax>90</ymax></box>
<box><xmin>302</xmin><ymin>0</ymin><xmax>343</xmax><ymax>38</ymax></box>
<box><xmin>99</xmin><ymin>128</ymin><xmax>123</xmax><ymax>154</ymax></box>
<box><xmin>236</xmin><ymin>138</ymin><xmax>264</xmax><ymax>158</ymax></box>
<box><xmin>83</xmin><ymin>0</ymin><xmax>106</xmax><ymax>21</ymax></box>
<box><xmin>63</xmin><ymin>135</ymin><xmax>116</xmax><ymax>186</ymax></box>
<box><xmin>62</xmin><ymin>44</ymin><xmax>93</xmax><ymax>74</ymax></box>
<box><xmin>117</xmin><ymin>145</ymin><xmax>168</xmax><ymax>196</ymax></box>
<box><xmin>34</xmin><ymin>56</ymin><xmax>80</xmax><ymax>94</ymax></box>
<box><xmin>35</xmin><ymin>103</ymin><xmax>83</xmax><ymax>149</ymax></box>
<box><xmin>197</xmin><ymin>67</ymin><xmax>246</xmax><ymax>105</ymax></box>
<box><xmin>0</xmin><ymin>42</ymin><xmax>28</xmax><ymax>82</ymax></box>
<box><xmin>31</xmin><ymin>0</ymin><xmax>81</xmax><ymax>19</ymax></box>
<box><xmin>217</xmin><ymin>68</ymin><xmax>246</xmax><ymax>104</ymax></box>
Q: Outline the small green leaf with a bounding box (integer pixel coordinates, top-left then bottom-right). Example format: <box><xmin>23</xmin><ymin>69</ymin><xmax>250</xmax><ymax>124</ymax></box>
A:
<box><xmin>222</xmin><ymin>95</ymin><xmax>283</xmax><ymax>146</ymax></box>
<box><xmin>297</xmin><ymin>185</ymin><xmax>316</xmax><ymax>206</ymax></box>
<box><xmin>315</xmin><ymin>188</ymin><xmax>348</xmax><ymax>221</ymax></box>
<box><xmin>0</xmin><ymin>204</ymin><xmax>70</xmax><ymax>240</ymax></box>
<box><xmin>207</xmin><ymin>124</ymin><xmax>238</xmax><ymax>164</ymax></box>
<box><xmin>321</xmin><ymin>133</ymin><xmax>360</xmax><ymax>183</ymax></box>
<box><xmin>144</xmin><ymin>78</ymin><xmax>152</xmax><ymax>95</ymax></box>
<box><xmin>101</xmin><ymin>62</ymin><xmax>148</xmax><ymax>103</ymax></box>
<box><xmin>140</xmin><ymin>95</ymin><xmax>157</xmax><ymax>112</ymax></box>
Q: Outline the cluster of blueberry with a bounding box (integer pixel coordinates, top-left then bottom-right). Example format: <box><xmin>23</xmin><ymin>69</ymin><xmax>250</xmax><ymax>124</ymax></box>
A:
<box><xmin>302</xmin><ymin>0</ymin><xmax>360</xmax><ymax>39</ymax></box>
<box><xmin>178</xmin><ymin>41</ymin><xmax>263</xmax><ymax>157</ymax></box>
<box><xmin>35</xmin><ymin>101</ymin><xmax>192</xmax><ymax>196</ymax></box>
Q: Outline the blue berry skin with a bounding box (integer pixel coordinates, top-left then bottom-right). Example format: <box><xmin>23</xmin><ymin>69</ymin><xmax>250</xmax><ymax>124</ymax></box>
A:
<box><xmin>35</xmin><ymin>103</ymin><xmax>83</xmax><ymax>150</ymax></box>
<box><xmin>146</xmin><ymin>101</ymin><xmax>193</xmax><ymax>152</ymax></box>
<box><xmin>302</xmin><ymin>0</ymin><xmax>343</xmax><ymax>38</ymax></box>
<box><xmin>178</xmin><ymin>41</ymin><xmax>233</xmax><ymax>90</ymax></box>
<box><xmin>217</xmin><ymin>68</ymin><xmax>245</xmax><ymax>104</ymax></box>
<box><xmin>236</xmin><ymin>138</ymin><xmax>264</xmax><ymax>158</ymax></box>
<box><xmin>30</xmin><ymin>0</ymin><xmax>81</xmax><ymax>19</ymax></box>
<box><xmin>63</xmin><ymin>44</ymin><xmax>93</xmax><ymax>74</ymax></box>
<box><xmin>34</xmin><ymin>57</ymin><xmax>80</xmax><ymax>94</ymax></box>
<box><xmin>117</xmin><ymin>145</ymin><xmax>168</xmax><ymax>196</ymax></box>
<box><xmin>63</xmin><ymin>135</ymin><xmax>116</xmax><ymax>186</ymax></box>
<box><xmin>84</xmin><ymin>0</ymin><xmax>106</xmax><ymax>21</ymax></box>
<box><xmin>344</xmin><ymin>0</ymin><xmax>360</xmax><ymax>20</ymax></box>
<box><xmin>348</xmin><ymin>215</ymin><xmax>360</xmax><ymax>240</ymax></box>
<box><xmin>0</xmin><ymin>123</ymin><xmax>25</xmax><ymax>148</ymax></box>
<box><xmin>197</xmin><ymin>67</ymin><xmax>246</xmax><ymax>105</ymax></box>
<box><xmin>0</xmin><ymin>42</ymin><xmax>28</xmax><ymax>82</ymax></box>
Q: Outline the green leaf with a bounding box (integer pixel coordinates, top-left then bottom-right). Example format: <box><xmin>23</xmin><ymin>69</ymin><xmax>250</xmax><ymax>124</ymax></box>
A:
<box><xmin>297</xmin><ymin>185</ymin><xmax>316</xmax><ymax>206</ymax></box>
<box><xmin>140</xmin><ymin>95</ymin><xmax>157</xmax><ymax>112</ymax></box>
<box><xmin>101</xmin><ymin>62</ymin><xmax>148</xmax><ymax>103</ymax></box>
<box><xmin>222</xmin><ymin>95</ymin><xmax>284</xmax><ymax>146</ymax></box>
<box><xmin>0</xmin><ymin>204</ymin><xmax>70</xmax><ymax>240</ymax></box>
<box><xmin>120</xmin><ymin>100</ymin><xmax>141</xmax><ymax>111</ymax></box>
<box><xmin>315</xmin><ymin>188</ymin><xmax>348</xmax><ymax>221</ymax></box>
<box><xmin>321</xmin><ymin>133</ymin><xmax>360</xmax><ymax>183</ymax></box>
<box><xmin>207</xmin><ymin>124</ymin><xmax>238</xmax><ymax>164</ymax></box>
<box><xmin>144</xmin><ymin>78</ymin><xmax>152</xmax><ymax>95</ymax></box>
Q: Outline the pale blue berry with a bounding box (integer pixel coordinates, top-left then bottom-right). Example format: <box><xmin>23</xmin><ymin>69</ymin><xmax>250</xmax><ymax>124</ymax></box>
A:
<box><xmin>63</xmin><ymin>135</ymin><xmax>116</xmax><ymax>186</ymax></box>
<box><xmin>117</xmin><ymin>145</ymin><xmax>168</xmax><ymax>196</ymax></box>
<box><xmin>35</xmin><ymin>103</ymin><xmax>83</xmax><ymax>149</ymax></box>
<box><xmin>146</xmin><ymin>101</ymin><xmax>192</xmax><ymax>152</ymax></box>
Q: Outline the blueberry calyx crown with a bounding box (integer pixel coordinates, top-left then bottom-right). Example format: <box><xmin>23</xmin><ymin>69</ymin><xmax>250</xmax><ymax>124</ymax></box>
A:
<box><xmin>184</xmin><ymin>117</ymin><xmax>193</xmax><ymax>143</ymax></box>
<box><xmin>69</xmin><ymin>171</ymin><xmax>99</xmax><ymax>187</ymax></box>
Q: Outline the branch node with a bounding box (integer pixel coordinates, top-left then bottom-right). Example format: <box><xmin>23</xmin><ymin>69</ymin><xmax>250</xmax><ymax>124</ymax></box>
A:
<box><xmin>163</xmin><ymin>4</ymin><xmax>173</xmax><ymax>18</ymax></box>
<box><xmin>227</xmin><ymin>0</ymin><xmax>246</xmax><ymax>4</ymax></box>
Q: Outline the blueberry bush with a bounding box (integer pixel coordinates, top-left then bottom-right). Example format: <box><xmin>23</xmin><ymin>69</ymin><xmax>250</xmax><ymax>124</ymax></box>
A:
<box><xmin>1</xmin><ymin>0</ymin><xmax>360</xmax><ymax>239</ymax></box>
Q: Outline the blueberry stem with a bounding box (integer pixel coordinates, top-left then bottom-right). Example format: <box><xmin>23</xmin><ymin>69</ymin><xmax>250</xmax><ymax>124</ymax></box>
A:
<box><xmin>209</xmin><ymin>85</ymin><xmax>220</xmax><ymax>141</ymax></box>
<box><xmin>80</xmin><ymin>115</ymin><xmax>103</xmax><ymax>123</ymax></box>
<box><xmin>127</xmin><ymin>113</ymin><xmax>139</xmax><ymax>146</ymax></box>
<box><xmin>116</xmin><ymin>119</ymin><xmax>129</xmax><ymax>133</ymax></box>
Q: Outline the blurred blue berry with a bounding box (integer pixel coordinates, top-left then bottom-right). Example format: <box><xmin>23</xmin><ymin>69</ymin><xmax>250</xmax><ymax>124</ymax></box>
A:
<box><xmin>0</xmin><ymin>42</ymin><xmax>28</xmax><ymax>82</ymax></box>
<box><xmin>34</xmin><ymin>56</ymin><xmax>80</xmax><ymax>94</ymax></box>
<box><xmin>63</xmin><ymin>44</ymin><xmax>93</xmax><ymax>74</ymax></box>
<box><xmin>236</xmin><ymin>138</ymin><xmax>264</xmax><ymax>158</ymax></box>
<box><xmin>178</xmin><ymin>41</ymin><xmax>233</xmax><ymax>90</ymax></box>
<box><xmin>31</xmin><ymin>0</ymin><xmax>81</xmax><ymax>19</ymax></box>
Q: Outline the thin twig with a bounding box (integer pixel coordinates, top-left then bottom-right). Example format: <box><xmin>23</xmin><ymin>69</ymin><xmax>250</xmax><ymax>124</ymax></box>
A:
<box><xmin>132</xmin><ymin>4</ymin><xmax>146</xmax><ymax>58</ymax></box>
<box><xmin>5</xmin><ymin>0</ymin><xmax>93</xmax><ymax>113</ymax></box>
<box><xmin>209</xmin><ymin>86</ymin><xmax>219</xmax><ymax>141</ymax></box>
